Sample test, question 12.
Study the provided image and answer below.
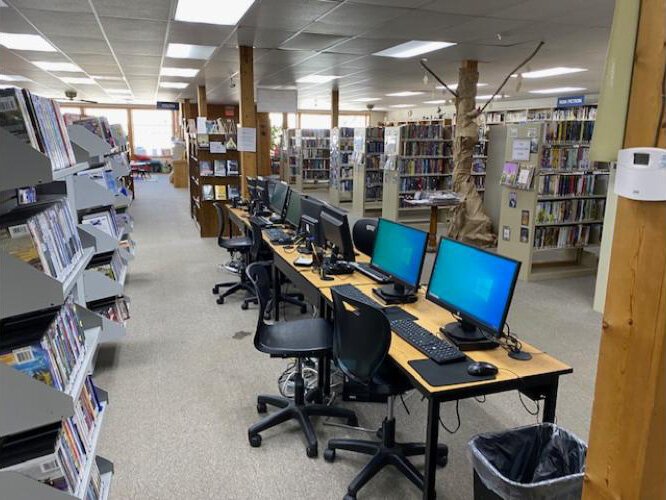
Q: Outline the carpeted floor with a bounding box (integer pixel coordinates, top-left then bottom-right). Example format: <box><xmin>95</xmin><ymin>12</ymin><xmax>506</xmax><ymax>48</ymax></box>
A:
<box><xmin>95</xmin><ymin>175</ymin><xmax>602</xmax><ymax>499</ymax></box>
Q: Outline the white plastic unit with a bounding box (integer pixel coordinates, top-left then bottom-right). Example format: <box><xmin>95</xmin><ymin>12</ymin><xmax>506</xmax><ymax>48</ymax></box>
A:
<box><xmin>615</xmin><ymin>147</ymin><xmax>666</xmax><ymax>201</ymax></box>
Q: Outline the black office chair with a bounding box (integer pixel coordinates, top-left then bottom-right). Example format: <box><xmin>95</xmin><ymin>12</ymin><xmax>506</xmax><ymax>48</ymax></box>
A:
<box><xmin>324</xmin><ymin>288</ymin><xmax>448</xmax><ymax>499</ymax></box>
<box><xmin>352</xmin><ymin>218</ymin><xmax>378</xmax><ymax>257</ymax></box>
<box><xmin>212</xmin><ymin>202</ymin><xmax>255</xmax><ymax>305</ymax></box>
<box><xmin>246</xmin><ymin>262</ymin><xmax>358</xmax><ymax>457</ymax></box>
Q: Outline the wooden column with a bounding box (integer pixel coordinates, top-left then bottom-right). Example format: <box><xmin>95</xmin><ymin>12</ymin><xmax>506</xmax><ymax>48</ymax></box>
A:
<box><xmin>239</xmin><ymin>45</ymin><xmax>257</xmax><ymax>197</ymax></box>
<box><xmin>196</xmin><ymin>86</ymin><xmax>207</xmax><ymax>116</ymax></box>
<box><xmin>583</xmin><ymin>0</ymin><xmax>666</xmax><ymax>498</ymax></box>
<box><xmin>282</xmin><ymin>112</ymin><xmax>288</xmax><ymax>130</ymax></box>
<box><xmin>256</xmin><ymin>111</ymin><xmax>271</xmax><ymax>176</ymax></box>
<box><xmin>331</xmin><ymin>88</ymin><xmax>339</xmax><ymax>128</ymax></box>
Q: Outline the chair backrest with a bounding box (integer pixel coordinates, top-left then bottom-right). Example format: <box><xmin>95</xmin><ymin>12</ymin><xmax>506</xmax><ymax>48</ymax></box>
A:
<box><xmin>249</xmin><ymin>220</ymin><xmax>268</xmax><ymax>261</ymax></box>
<box><xmin>213</xmin><ymin>202</ymin><xmax>226</xmax><ymax>241</ymax></box>
<box><xmin>352</xmin><ymin>218</ymin><xmax>378</xmax><ymax>258</ymax></box>
<box><xmin>331</xmin><ymin>288</ymin><xmax>391</xmax><ymax>385</ymax></box>
<box><xmin>245</xmin><ymin>262</ymin><xmax>271</xmax><ymax>342</ymax></box>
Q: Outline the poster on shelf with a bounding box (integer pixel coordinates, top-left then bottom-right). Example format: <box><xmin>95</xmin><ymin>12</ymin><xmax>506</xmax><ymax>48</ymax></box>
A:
<box><xmin>237</xmin><ymin>127</ymin><xmax>256</xmax><ymax>152</ymax></box>
<box><xmin>196</xmin><ymin>117</ymin><xmax>207</xmax><ymax>134</ymax></box>
<box><xmin>512</xmin><ymin>139</ymin><xmax>531</xmax><ymax>161</ymax></box>
<box><xmin>210</xmin><ymin>141</ymin><xmax>226</xmax><ymax>153</ymax></box>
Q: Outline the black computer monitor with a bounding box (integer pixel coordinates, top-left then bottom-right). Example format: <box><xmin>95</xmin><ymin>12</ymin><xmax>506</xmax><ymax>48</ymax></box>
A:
<box><xmin>247</xmin><ymin>176</ymin><xmax>258</xmax><ymax>201</ymax></box>
<box><xmin>370</xmin><ymin>218</ymin><xmax>428</xmax><ymax>303</ymax></box>
<box><xmin>426</xmin><ymin>237</ymin><xmax>521</xmax><ymax>347</ymax></box>
<box><xmin>300</xmin><ymin>195</ymin><xmax>325</xmax><ymax>246</ymax></box>
<box><xmin>320</xmin><ymin>205</ymin><xmax>355</xmax><ymax>263</ymax></box>
<box><xmin>269</xmin><ymin>181</ymin><xmax>289</xmax><ymax>218</ymax></box>
<box><xmin>267</xmin><ymin>179</ymin><xmax>277</xmax><ymax>199</ymax></box>
<box><xmin>284</xmin><ymin>190</ymin><xmax>302</xmax><ymax>229</ymax></box>
<box><xmin>256</xmin><ymin>177</ymin><xmax>269</xmax><ymax>207</ymax></box>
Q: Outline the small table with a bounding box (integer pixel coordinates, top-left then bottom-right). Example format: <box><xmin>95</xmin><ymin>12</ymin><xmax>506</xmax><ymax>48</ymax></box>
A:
<box><xmin>403</xmin><ymin>197</ymin><xmax>462</xmax><ymax>251</ymax></box>
<box><xmin>130</xmin><ymin>161</ymin><xmax>152</xmax><ymax>179</ymax></box>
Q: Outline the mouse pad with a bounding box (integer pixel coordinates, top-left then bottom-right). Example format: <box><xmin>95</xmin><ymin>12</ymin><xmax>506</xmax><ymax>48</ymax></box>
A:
<box><xmin>408</xmin><ymin>358</ymin><xmax>495</xmax><ymax>387</ymax></box>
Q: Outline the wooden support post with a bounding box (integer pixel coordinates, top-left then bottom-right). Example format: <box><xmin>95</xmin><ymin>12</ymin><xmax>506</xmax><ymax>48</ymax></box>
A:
<box><xmin>196</xmin><ymin>86</ymin><xmax>207</xmax><ymax>117</ymax></box>
<box><xmin>256</xmin><ymin>111</ymin><xmax>271</xmax><ymax>176</ymax></box>
<box><xmin>282</xmin><ymin>112</ymin><xmax>288</xmax><ymax>130</ymax></box>
<box><xmin>239</xmin><ymin>45</ymin><xmax>257</xmax><ymax>197</ymax></box>
<box><xmin>583</xmin><ymin>0</ymin><xmax>666</xmax><ymax>498</ymax></box>
<box><xmin>331</xmin><ymin>89</ymin><xmax>339</xmax><ymax>128</ymax></box>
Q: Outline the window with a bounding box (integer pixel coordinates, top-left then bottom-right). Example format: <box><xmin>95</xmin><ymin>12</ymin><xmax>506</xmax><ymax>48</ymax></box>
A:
<box><xmin>268</xmin><ymin>112</ymin><xmax>296</xmax><ymax>129</ymax></box>
<box><xmin>59</xmin><ymin>105</ymin><xmax>83</xmax><ymax>116</ymax></box>
<box><xmin>299</xmin><ymin>113</ymin><xmax>331</xmax><ymax>129</ymax></box>
<box><xmin>339</xmin><ymin>114</ymin><xmax>368</xmax><ymax>128</ymax></box>
<box><xmin>84</xmin><ymin>108</ymin><xmax>129</xmax><ymax>141</ymax></box>
<box><xmin>131</xmin><ymin>109</ymin><xmax>174</xmax><ymax>156</ymax></box>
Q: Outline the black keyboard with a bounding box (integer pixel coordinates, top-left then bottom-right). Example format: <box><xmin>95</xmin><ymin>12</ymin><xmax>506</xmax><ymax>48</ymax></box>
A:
<box><xmin>249</xmin><ymin>215</ymin><xmax>273</xmax><ymax>227</ymax></box>
<box><xmin>353</xmin><ymin>262</ymin><xmax>392</xmax><ymax>284</ymax></box>
<box><xmin>264</xmin><ymin>227</ymin><xmax>293</xmax><ymax>244</ymax></box>
<box><xmin>391</xmin><ymin>320</ymin><xmax>466</xmax><ymax>364</ymax></box>
<box><xmin>331</xmin><ymin>284</ymin><xmax>384</xmax><ymax>309</ymax></box>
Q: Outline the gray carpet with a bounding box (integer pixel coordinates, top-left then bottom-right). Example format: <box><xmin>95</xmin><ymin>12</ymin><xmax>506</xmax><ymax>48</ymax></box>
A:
<box><xmin>95</xmin><ymin>175</ymin><xmax>602</xmax><ymax>499</ymax></box>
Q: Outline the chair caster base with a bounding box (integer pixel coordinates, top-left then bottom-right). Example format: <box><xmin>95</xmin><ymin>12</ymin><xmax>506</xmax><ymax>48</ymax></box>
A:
<box><xmin>300</xmin><ymin>306</ymin><xmax>307</xmax><ymax>314</ymax></box>
<box><xmin>324</xmin><ymin>448</ymin><xmax>336</xmax><ymax>462</ymax></box>
<box><xmin>249</xmin><ymin>434</ymin><xmax>262</xmax><ymax>448</ymax></box>
<box><xmin>344</xmin><ymin>494</ymin><xmax>356</xmax><ymax>500</ymax></box>
<box><xmin>306</xmin><ymin>444</ymin><xmax>318</xmax><ymax>458</ymax></box>
<box><xmin>217</xmin><ymin>297</ymin><xmax>225</xmax><ymax>305</ymax></box>
<box><xmin>257</xmin><ymin>402</ymin><xmax>267</xmax><ymax>414</ymax></box>
<box><xmin>241</xmin><ymin>302</ymin><xmax>249</xmax><ymax>310</ymax></box>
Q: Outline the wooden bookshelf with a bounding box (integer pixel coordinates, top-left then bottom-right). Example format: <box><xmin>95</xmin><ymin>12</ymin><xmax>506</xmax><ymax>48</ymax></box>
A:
<box><xmin>293</xmin><ymin>128</ymin><xmax>330</xmax><ymax>191</ymax></box>
<box><xmin>351</xmin><ymin>126</ymin><xmax>385</xmax><ymax>217</ymax></box>
<box><xmin>328</xmin><ymin>127</ymin><xmax>355</xmax><ymax>205</ymax></box>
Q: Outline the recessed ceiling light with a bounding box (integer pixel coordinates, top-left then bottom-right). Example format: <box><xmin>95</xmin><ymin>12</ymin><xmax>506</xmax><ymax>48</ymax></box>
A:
<box><xmin>436</xmin><ymin>83</ymin><xmax>488</xmax><ymax>90</ymax></box>
<box><xmin>91</xmin><ymin>75</ymin><xmax>123</xmax><ymax>81</ymax></box>
<box><xmin>33</xmin><ymin>61</ymin><xmax>83</xmax><ymax>72</ymax></box>
<box><xmin>175</xmin><ymin>0</ymin><xmax>256</xmax><ymax>25</ymax></box>
<box><xmin>390</xmin><ymin>104</ymin><xmax>413</xmax><ymax>108</ymax></box>
<box><xmin>529</xmin><ymin>87</ymin><xmax>586</xmax><ymax>94</ymax></box>
<box><xmin>160</xmin><ymin>81</ymin><xmax>189</xmax><ymax>89</ymax></box>
<box><xmin>161</xmin><ymin>67</ymin><xmax>199</xmax><ymax>77</ymax></box>
<box><xmin>106</xmin><ymin>88</ymin><xmax>132</xmax><ymax>94</ymax></box>
<box><xmin>353</xmin><ymin>97</ymin><xmax>381</xmax><ymax>102</ymax></box>
<box><xmin>423</xmin><ymin>100</ymin><xmax>447</xmax><ymax>104</ymax></box>
<box><xmin>386</xmin><ymin>91</ymin><xmax>424</xmax><ymax>97</ymax></box>
<box><xmin>296</xmin><ymin>74</ymin><xmax>340</xmax><ymax>84</ymax></box>
<box><xmin>166</xmin><ymin>43</ymin><xmax>217</xmax><ymax>60</ymax></box>
<box><xmin>0</xmin><ymin>74</ymin><xmax>30</xmax><ymax>82</ymax></box>
<box><xmin>521</xmin><ymin>67</ymin><xmax>587</xmax><ymax>79</ymax></box>
<box><xmin>0</xmin><ymin>32</ymin><xmax>56</xmax><ymax>52</ymax></box>
<box><xmin>475</xmin><ymin>94</ymin><xmax>505</xmax><ymax>100</ymax></box>
<box><xmin>374</xmin><ymin>40</ymin><xmax>456</xmax><ymax>58</ymax></box>
<box><xmin>60</xmin><ymin>76</ymin><xmax>96</xmax><ymax>84</ymax></box>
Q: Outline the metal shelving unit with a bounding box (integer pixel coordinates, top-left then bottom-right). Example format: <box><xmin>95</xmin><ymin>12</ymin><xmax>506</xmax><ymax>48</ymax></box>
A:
<box><xmin>328</xmin><ymin>127</ymin><xmax>355</xmax><ymax>205</ymax></box>
<box><xmin>351</xmin><ymin>127</ymin><xmax>385</xmax><ymax>217</ymax></box>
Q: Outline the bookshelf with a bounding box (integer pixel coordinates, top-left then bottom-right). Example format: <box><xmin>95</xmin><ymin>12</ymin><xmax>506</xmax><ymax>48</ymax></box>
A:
<box><xmin>351</xmin><ymin>127</ymin><xmax>385</xmax><ymax>217</ymax></box>
<box><xmin>294</xmin><ymin>128</ymin><xmax>330</xmax><ymax>190</ymax></box>
<box><xmin>496</xmin><ymin>120</ymin><xmax>608</xmax><ymax>281</ymax></box>
<box><xmin>328</xmin><ymin>127</ymin><xmax>355</xmax><ymax>205</ymax></box>
<box><xmin>280</xmin><ymin>128</ymin><xmax>297</xmax><ymax>184</ymax></box>
<box><xmin>481</xmin><ymin>104</ymin><xmax>598</xmax><ymax>125</ymax></box>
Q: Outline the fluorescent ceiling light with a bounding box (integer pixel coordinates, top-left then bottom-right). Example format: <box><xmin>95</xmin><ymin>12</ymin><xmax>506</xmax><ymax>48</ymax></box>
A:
<box><xmin>436</xmin><ymin>83</ymin><xmax>487</xmax><ymax>90</ymax></box>
<box><xmin>92</xmin><ymin>75</ymin><xmax>123</xmax><ymax>80</ymax></box>
<box><xmin>0</xmin><ymin>84</ymin><xmax>18</xmax><ymax>90</ymax></box>
<box><xmin>374</xmin><ymin>40</ymin><xmax>456</xmax><ymax>58</ymax></box>
<box><xmin>175</xmin><ymin>0</ymin><xmax>255</xmax><ymax>25</ymax></box>
<box><xmin>106</xmin><ymin>88</ymin><xmax>132</xmax><ymax>94</ymax></box>
<box><xmin>529</xmin><ymin>87</ymin><xmax>586</xmax><ymax>94</ymax></box>
<box><xmin>60</xmin><ymin>76</ymin><xmax>96</xmax><ymax>84</ymax></box>
<box><xmin>33</xmin><ymin>61</ymin><xmax>82</xmax><ymax>72</ymax></box>
<box><xmin>476</xmin><ymin>95</ymin><xmax>504</xmax><ymax>100</ymax></box>
<box><xmin>160</xmin><ymin>81</ymin><xmax>189</xmax><ymax>89</ymax></box>
<box><xmin>161</xmin><ymin>67</ymin><xmax>199</xmax><ymax>77</ymax></box>
<box><xmin>166</xmin><ymin>43</ymin><xmax>216</xmax><ymax>60</ymax></box>
<box><xmin>0</xmin><ymin>74</ymin><xmax>30</xmax><ymax>82</ymax></box>
<box><xmin>353</xmin><ymin>97</ymin><xmax>381</xmax><ymax>102</ymax></box>
<box><xmin>423</xmin><ymin>100</ymin><xmax>447</xmax><ymax>104</ymax></box>
<box><xmin>386</xmin><ymin>91</ymin><xmax>423</xmax><ymax>97</ymax></box>
<box><xmin>521</xmin><ymin>67</ymin><xmax>586</xmax><ymax>79</ymax></box>
<box><xmin>0</xmin><ymin>32</ymin><xmax>56</xmax><ymax>52</ymax></box>
<box><xmin>390</xmin><ymin>104</ymin><xmax>412</xmax><ymax>108</ymax></box>
<box><xmin>296</xmin><ymin>74</ymin><xmax>340</xmax><ymax>84</ymax></box>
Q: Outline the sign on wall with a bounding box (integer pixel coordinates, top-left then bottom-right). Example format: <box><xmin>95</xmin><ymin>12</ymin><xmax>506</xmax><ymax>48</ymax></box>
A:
<box><xmin>556</xmin><ymin>95</ymin><xmax>585</xmax><ymax>108</ymax></box>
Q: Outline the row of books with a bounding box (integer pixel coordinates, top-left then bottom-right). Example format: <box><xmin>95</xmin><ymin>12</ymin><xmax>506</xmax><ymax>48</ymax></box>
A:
<box><xmin>199</xmin><ymin>160</ymin><xmax>239</xmax><ymax>177</ymax></box>
<box><xmin>0</xmin><ymin>200</ymin><xmax>83</xmax><ymax>281</ymax></box>
<box><xmin>0</xmin><ymin>88</ymin><xmax>76</xmax><ymax>171</ymax></box>
<box><xmin>399</xmin><ymin>176</ymin><xmax>452</xmax><ymax>194</ymax></box>
<box><xmin>544</xmin><ymin>120</ymin><xmax>595</xmax><ymax>143</ymax></box>
<box><xmin>472</xmin><ymin>159</ymin><xmax>487</xmax><ymax>173</ymax></box>
<box><xmin>401</xmin><ymin>124</ymin><xmax>452</xmax><ymax>140</ymax></box>
<box><xmin>302</xmin><ymin>159</ymin><xmax>329</xmax><ymax>169</ymax></box>
<box><xmin>337</xmin><ymin>127</ymin><xmax>354</xmax><ymax>138</ymax></box>
<box><xmin>81</xmin><ymin>207</ymin><xmax>122</xmax><ymax>240</ymax></box>
<box><xmin>302</xmin><ymin>148</ymin><xmax>330</xmax><ymax>159</ymax></box>
<box><xmin>552</xmin><ymin>106</ymin><xmax>597</xmax><ymax>121</ymax></box>
<box><xmin>500</xmin><ymin>163</ymin><xmax>536</xmax><ymax>190</ymax></box>
<box><xmin>201</xmin><ymin>184</ymin><xmax>240</xmax><ymax>201</ymax></box>
<box><xmin>300</xmin><ymin>129</ymin><xmax>329</xmax><ymax>138</ymax></box>
<box><xmin>541</xmin><ymin>146</ymin><xmax>591</xmax><ymax>171</ymax></box>
<box><xmin>365</xmin><ymin>140</ymin><xmax>384</xmax><ymax>154</ymax></box>
<box><xmin>88</xmin><ymin>251</ymin><xmax>124</xmax><ymax>283</ymax></box>
<box><xmin>64</xmin><ymin>116</ymin><xmax>115</xmax><ymax>148</ymax></box>
<box><xmin>402</xmin><ymin>142</ymin><xmax>452</xmax><ymax>157</ymax></box>
<box><xmin>533</xmin><ymin>224</ymin><xmax>601</xmax><ymax>250</ymax></box>
<box><xmin>536</xmin><ymin>199</ymin><xmax>606</xmax><ymax>224</ymax></box>
<box><xmin>365</xmin><ymin>127</ymin><xmax>384</xmax><ymax>141</ymax></box>
<box><xmin>537</xmin><ymin>174</ymin><xmax>598</xmax><ymax>197</ymax></box>
<box><xmin>89</xmin><ymin>297</ymin><xmax>130</xmax><ymax>324</ymax></box>
<box><xmin>303</xmin><ymin>171</ymin><xmax>330</xmax><ymax>181</ymax></box>
<box><xmin>473</xmin><ymin>176</ymin><xmax>485</xmax><ymax>190</ymax></box>
<box><xmin>473</xmin><ymin>143</ymin><xmax>488</xmax><ymax>156</ymax></box>
<box><xmin>366</xmin><ymin>155</ymin><xmax>382</xmax><ymax>170</ymax></box>
<box><xmin>400</xmin><ymin>158</ymin><xmax>453</xmax><ymax>175</ymax></box>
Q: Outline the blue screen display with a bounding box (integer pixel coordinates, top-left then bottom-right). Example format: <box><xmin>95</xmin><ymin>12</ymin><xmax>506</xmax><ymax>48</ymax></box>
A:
<box><xmin>427</xmin><ymin>238</ymin><xmax>519</xmax><ymax>333</ymax></box>
<box><xmin>371</xmin><ymin>219</ymin><xmax>427</xmax><ymax>287</ymax></box>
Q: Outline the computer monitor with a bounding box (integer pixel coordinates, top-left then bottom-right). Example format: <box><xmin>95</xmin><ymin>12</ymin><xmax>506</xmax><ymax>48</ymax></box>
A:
<box><xmin>247</xmin><ymin>176</ymin><xmax>258</xmax><ymax>201</ymax></box>
<box><xmin>320</xmin><ymin>205</ymin><xmax>355</xmax><ymax>263</ymax></box>
<box><xmin>284</xmin><ymin>190</ymin><xmax>302</xmax><ymax>229</ymax></box>
<box><xmin>370</xmin><ymin>218</ymin><xmax>428</xmax><ymax>303</ymax></box>
<box><xmin>426</xmin><ymin>237</ymin><xmax>521</xmax><ymax>346</ymax></box>
<box><xmin>256</xmin><ymin>177</ymin><xmax>269</xmax><ymax>207</ymax></box>
<box><xmin>300</xmin><ymin>195</ymin><xmax>325</xmax><ymax>247</ymax></box>
<box><xmin>269</xmin><ymin>181</ymin><xmax>289</xmax><ymax>218</ymax></box>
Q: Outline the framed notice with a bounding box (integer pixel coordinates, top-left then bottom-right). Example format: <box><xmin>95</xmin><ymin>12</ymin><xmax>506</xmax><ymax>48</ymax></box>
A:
<box><xmin>512</xmin><ymin>139</ymin><xmax>531</xmax><ymax>161</ymax></box>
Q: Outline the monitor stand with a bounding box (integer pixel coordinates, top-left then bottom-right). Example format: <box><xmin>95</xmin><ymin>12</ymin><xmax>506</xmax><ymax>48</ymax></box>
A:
<box><xmin>372</xmin><ymin>283</ymin><xmax>417</xmax><ymax>305</ymax></box>
<box><xmin>441</xmin><ymin>320</ymin><xmax>499</xmax><ymax>351</ymax></box>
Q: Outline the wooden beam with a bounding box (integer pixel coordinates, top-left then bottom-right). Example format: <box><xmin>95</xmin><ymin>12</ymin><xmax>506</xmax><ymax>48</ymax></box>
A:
<box><xmin>196</xmin><ymin>86</ymin><xmax>207</xmax><ymax>116</ymax></box>
<box><xmin>239</xmin><ymin>45</ymin><xmax>257</xmax><ymax>197</ymax></box>
<box><xmin>583</xmin><ymin>0</ymin><xmax>666</xmax><ymax>498</ymax></box>
<box><xmin>282</xmin><ymin>112</ymin><xmax>288</xmax><ymax>130</ymax></box>
<box><xmin>256</xmin><ymin>111</ymin><xmax>271</xmax><ymax>176</ymax></box>
<box><xmin>331</xmin><ymin>88</ymin><xmax>339</xmax><ymax>128</ymax></box>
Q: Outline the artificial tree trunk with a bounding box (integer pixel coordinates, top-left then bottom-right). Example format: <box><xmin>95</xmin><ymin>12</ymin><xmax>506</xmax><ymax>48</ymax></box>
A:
<box><xmin>448</xmin><ymin>60</ymin><xmax>496</xmax><ymax>247</ymax></box>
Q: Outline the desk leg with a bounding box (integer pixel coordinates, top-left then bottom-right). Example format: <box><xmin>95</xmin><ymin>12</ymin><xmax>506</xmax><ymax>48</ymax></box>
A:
<box><xmin>272</xmin><ymin>264</ymin><xmax>281</xmax><ymax>321</ymax></box>
<box><xmin>542</xmin><ymin>379</ymin><xmax>559</xmax><ymax>423</ymax></box>
<box><xmin>423</xmin><ymin>398</ymin><xmax>440</xmax><ymax>499</ymax></box>
<box><xmin>428</xmin><ymin>206</ymin><xmax>439</xmax><ymax>252</ymax></box>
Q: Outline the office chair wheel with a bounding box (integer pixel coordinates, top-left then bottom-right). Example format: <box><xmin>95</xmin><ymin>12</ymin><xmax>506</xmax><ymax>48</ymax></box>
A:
<box><xmin>343</xmin><ymin>494</ymin><xmax>356</xmax><ymax>500</ymax></box>
<box><xmin>249</xmin><ymin>434</ymin><xmax>262</xmax><ymax>448</ymax></box>
<box><xmin>241</xmin><ymin>302</ymin><xmax>249</xmax><ymax>310</ymax></box>
<box><xmin>437</xmin><ymin>454</ymin><xmax>448</xmax><ymax>468</ymax></box>
<box><xmin>300</xmin><ymin>305</ymin><xmax>307</xmax><ymax>314</ymax></box>
<box><xmin>306</xmin><ymin>444</ymin><xmax>318</xmax><ymax>458</ymax></box>
<box><xmin>323</xmin><ymin>448</ymin><xmax>336</xmax><ymax>463</ymax></box>
<box><xmin>217</xmin><ymin>297</ymin><xmax>225</xmax><ymax>305</ymax></box>
<box><xmin>256</xmin><ymin>402</ymin><xmax>267</xmax><ymax>414</ymax></box>
<box><xmin>212</xmin><ymin>285</ymin><xmax>219</xmax><ymax>294</ymax></box>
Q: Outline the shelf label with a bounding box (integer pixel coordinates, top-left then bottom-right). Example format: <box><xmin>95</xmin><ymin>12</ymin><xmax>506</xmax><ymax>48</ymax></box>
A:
<box><xmin>156</xmin><ymin>101</ymin><xmax>179</xmax><ymax>110</ymax></box>
<box><xmin>557</xmin><ymin>95</ymin><xmax>585</xmax><ymax>108</ymax></box>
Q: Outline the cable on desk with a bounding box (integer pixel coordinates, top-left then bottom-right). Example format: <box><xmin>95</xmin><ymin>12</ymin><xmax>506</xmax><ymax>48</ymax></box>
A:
<box><xmin>399</xmin><ymin>393</ymin><xmax>411</xmax><ymax>415</ymax></box>
<box><xmin>474</xmin><ymin>395</ymin><xmax>486</xmax><ymax>404</ymax></box>
<box><xmin>438</xmin><ymin>400</ymin><xmax>461</xmax><ymax>434</ymax></box>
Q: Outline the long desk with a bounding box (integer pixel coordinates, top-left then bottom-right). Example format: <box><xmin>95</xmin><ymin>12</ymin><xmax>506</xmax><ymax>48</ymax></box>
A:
<box><xmin>225</xmin><ymin>206</ymin><xmax>572</xmax><ymax>500</ymax></box>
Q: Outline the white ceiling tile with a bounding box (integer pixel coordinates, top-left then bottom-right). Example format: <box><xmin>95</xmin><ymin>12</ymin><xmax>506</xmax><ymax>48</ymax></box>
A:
<box><xmin>240</xmin><ymin>0</ymin><xmax>337</xmax><ymax>31</ymax></box>
<box><xmin>280</xmin><ymin>33</ymin><xmax>349</xmax><ymax>51</ymax></box>
<box><xmin>325</xmin><ymin>37</ymin><xmax>402</xmax><ymax>55</ymax></box>
<box><xmin>91</xmin><ymin>0</ymin><xmax>172</xmax><ymax>21</ymax></box>
<box><xmin>0</xmin><ymin>8</ymin><xmax>39</xmax><ymax>33</ymax></box>
<box><xmin>100</xmin><ymin>17</ymin><xmax>166</xmax><ymax>42</ymax></box>
<box><xmin>7</xmin><ymin>0</ymin><xmax>90</xmax><ymax>13</ymax></box>
<box><xmin>16</xmin><ymin>9</ymin><xmax>102</xmax><ymax>38</ymax></box>
<box><xmin>111</xmin><ymin>39</ymin><xmax>165</xmax><ymax>56</ymax></box>
<box><xmin>422</xmin><ymin>0</ymin><xmax>529</xmax><ymax>16</ymax></box>
<box><xmin>168</xmin><ymin>21</ymin><xmax>234</xmax><ymax>46</ymax></box>
<box><xmin>48</xmin><ymin>35</ymin><xmax>111</xmax><ymax>55</ymax></box>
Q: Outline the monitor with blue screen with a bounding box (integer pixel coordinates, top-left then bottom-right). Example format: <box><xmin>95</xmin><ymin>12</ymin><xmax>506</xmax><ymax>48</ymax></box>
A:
<box><xmin>426</xmin><ymin>237</ymin><xmax>521</xmax><ymax>344</ymax></box>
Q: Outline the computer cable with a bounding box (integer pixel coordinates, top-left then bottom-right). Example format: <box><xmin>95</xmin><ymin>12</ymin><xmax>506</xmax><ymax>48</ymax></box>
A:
<box><xmin>474</xmin><ymin>395</ymin><xmax>486</xmax><ymax>404</ymax></box>
<box><xmin>399</xmin><ymin>393</ymin><xmax>411</xmax><ymax>415</ymax></box>
<box><xmin>497</xmin><ymin>366</ymin><xmax>542</xmax><ymax>419</ymax></box>
<box><xmin>438</xmin><ymin>400</ymin><xmax>461</xmax><ymax>434</ymax></box>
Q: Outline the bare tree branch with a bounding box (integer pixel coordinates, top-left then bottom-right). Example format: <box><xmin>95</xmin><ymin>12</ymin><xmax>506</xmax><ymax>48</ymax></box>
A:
<box><xmin>419</xmin><ymin>58</ymin><xmax>459</xmax><ymax>98</ymax></box>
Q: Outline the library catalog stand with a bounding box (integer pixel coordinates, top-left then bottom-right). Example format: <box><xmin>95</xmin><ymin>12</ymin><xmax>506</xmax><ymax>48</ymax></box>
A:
<box><xmin>351</xmin><ymin>127</ymin><xmax>384</xmax><ymax>217</ymax></box>
<box><xmin>328</xmin><ymin>127</ymin><xmax>355</xmax><ymax>205</ymax></box>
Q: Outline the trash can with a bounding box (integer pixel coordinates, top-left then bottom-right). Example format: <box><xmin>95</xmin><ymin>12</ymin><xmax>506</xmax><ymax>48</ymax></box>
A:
<box><xmin>468</xmin><ymin>423</ymin><xmax>587</xmax><ymax>500</ymax></box>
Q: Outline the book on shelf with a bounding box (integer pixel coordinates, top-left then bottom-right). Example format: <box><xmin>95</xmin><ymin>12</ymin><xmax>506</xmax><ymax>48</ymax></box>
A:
<box><xmin>81</xmin><ymin>209</ymin><xmax>120</xmax><ymax>239</ymax></box>
<box><xmin>227</xmin><ymin>160</ymin><xmax>239</xmax><ymax>175</ymax></box>
<box><xmin>214</xmin><ymin>185</ymin><xmax>227</xmax><ymax>201</ymax></box>
<box><xmin>537</xmin><ymin>173</ymin><xmax>598</xmax><ymax>197</ymax></box>
<box><xmin>0</xmin><ymin>200</ymin><xmax>83</xmax><ymax>280</ymax></box>
<box><xmin>17</xmin><ymin>187</ymin><xmax>37</xmax><ymax>205</ymax></box>
<box><xmin>213</xmin><ymin>160</ymin><xmax>226</xmax><ymax>176</ymax></box>
<box><xmin>109</xmin><ymin>124</ymin><xmax>126</xmax><ymax>148</ymax></box>
<box><xmin>0</xmin><ymin>88</ymin><xmax>76</xmax><ymax>171</ymax></box>
<box><xmin>88</xmin><ymin>251</ymin><xmax>123</xmax><ymax>282</ymax></box>
<box><xmin>516</xmin><ymin>165</ymin><xmax>535</xmax><ymax>190</ymax></box>
<box><xmin>196</xmin><ymin>134</ymin><xmax>209</xmax><ymax>148</ymax></box>
<box><xmin>227</xmin><ymin>185</ymin><xmax>240</xmax><ymax>199</ymax></box>
<box><xmin>202</xmin><ymin>185</ymin><xmax>214</xmax><ymax>201</ymax></box>
<box><xmin>534</xmin><ymin>224</ymin><xmax>601</xmax><ymax>250</ymax></box>
<box><xmin>71</xmin><ymin>116</ymin><xmax>114</xmax><ymax>147</ymax></box>
<box><xmin>89</xmin><ymin>297</ymin><xmax>129</xmax><ymax>323</ymax></box>
<box><xmin>199</xmin><ymin>161</ymin><xmax>213</xmax><ymax>176</ymax></box>
<box><xmin>500</xmin><ymin>162</ymin><xmax>519</xmax><ymax>186</ymax></box>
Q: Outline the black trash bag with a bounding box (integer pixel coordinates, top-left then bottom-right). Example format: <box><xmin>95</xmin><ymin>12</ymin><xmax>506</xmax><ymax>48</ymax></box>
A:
<box><xmin>468</xmin><ymin>423</ymin><xmax>587</xmax><ymax>500</ymax></box>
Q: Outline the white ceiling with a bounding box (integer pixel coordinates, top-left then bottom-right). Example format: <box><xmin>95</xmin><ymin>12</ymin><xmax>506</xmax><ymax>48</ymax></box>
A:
<box><xmin>0</xmin><ymin>0</ymin><xmax>615</xmax><ymax>110</ymax></box>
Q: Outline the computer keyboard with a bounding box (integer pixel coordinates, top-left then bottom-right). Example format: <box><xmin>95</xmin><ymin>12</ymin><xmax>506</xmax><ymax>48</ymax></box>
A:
<box><xmin>391</xmin><ymin>320</ymin><xmax>466</xmax><ymax>365</ymax></box>
<box><xmin>353</xmin><ymin>262</ymin><xmax>392</xmax><ymax>284</ymax></box>
<box><xmin>331</xmin><ymin>284</ymin><xmax>384</xmax><ymax>309</ymax></box>
<box><xmin>249</xmin><ymin>215</ymin><xmax>273</xmax><ymax>228</ymax></box>
<box><xmin>264</xmin><ymin>227</ymin><xmax>294</xmax><ymax>244</ymax></box>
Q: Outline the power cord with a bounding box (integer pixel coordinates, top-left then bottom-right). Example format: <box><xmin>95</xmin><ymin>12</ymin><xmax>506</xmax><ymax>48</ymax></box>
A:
<box><xmin>438</xmin><ymin>400</ymin><xmax>461</xmax><ymax>434</ymax></box>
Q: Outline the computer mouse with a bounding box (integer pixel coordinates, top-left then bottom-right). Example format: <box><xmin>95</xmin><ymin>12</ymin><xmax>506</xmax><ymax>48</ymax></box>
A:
<box><xmin>467</xmin><ymin>361</ymin><xmax>498</xmax><ymax>377</ymax></box>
